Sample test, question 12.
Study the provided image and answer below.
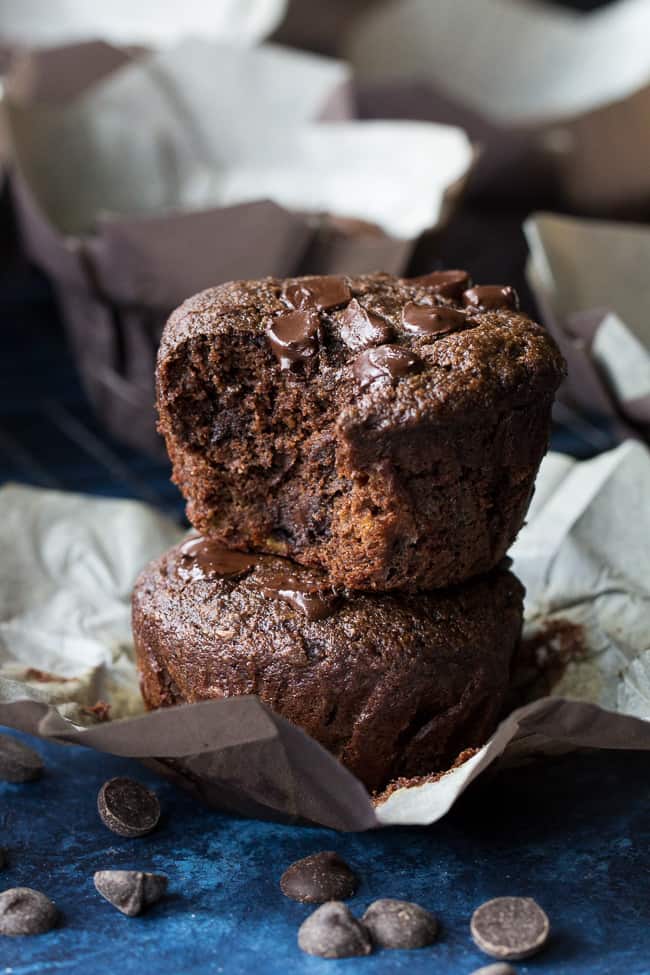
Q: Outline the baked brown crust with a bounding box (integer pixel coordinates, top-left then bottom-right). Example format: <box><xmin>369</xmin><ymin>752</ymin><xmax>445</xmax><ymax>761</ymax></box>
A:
<box><xmin>132</xmin><ymin>541</ymin><xmax>524</xmax><ymax>793</ymax></box>
<box><xmin>156</xmin><ymin>272</ymin><xmax>565</xmax><ymax>591</ymax></box>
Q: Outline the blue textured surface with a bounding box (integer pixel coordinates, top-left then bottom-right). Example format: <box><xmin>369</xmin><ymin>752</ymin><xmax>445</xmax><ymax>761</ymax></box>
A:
<box><xmin>2</xmin><ymin>730</ymin><xmax>650</xmax><ymax>974</ymax></box>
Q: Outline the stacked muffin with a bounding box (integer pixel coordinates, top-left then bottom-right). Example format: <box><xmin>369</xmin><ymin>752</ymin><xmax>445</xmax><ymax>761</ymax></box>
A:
<box><xmin>132</xmin><ymin>270</ymin><xmax>565</xmax><ymax>793</ymax></box>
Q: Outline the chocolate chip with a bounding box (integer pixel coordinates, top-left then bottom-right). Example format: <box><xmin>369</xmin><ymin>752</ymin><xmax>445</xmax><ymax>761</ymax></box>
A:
<box><xmin>283</xmin><ymin>276</ymin><xmax>351</xmax><ymax>311</ymax></box>
<box><xmin>280</xmin><ymin>852</ymin><xmax>358</xmax><ymax>903</ymax></box>
<box><xmin>179</xmin><ymin>537</ymin><xmax>257</xmax><ymax>578</ymax></box>
<box><xmin>353</xmin><ymin>344</ymin><xmax>423</xmax><ymax>388</ymax></box>
<box><xmin>94</xmin><ymin>870</ymin><xmax>168</xmax><ymax>917</ymax></box>
<box><xmin>471</xmin><ymin>897</ymin><xmax>549</xmax><ymax>960</ymax></box>
<box><xmin>405</xmin><ymin>269</ymin><xmax>470</xmax><ymax>299</ymax></box>
<box><xmin>338</xmin><ymin>299</ymin><xmax>394</xmax><ymax>351</ymax></box>
<box><xmin>462</xmin><ymin>285</ymin><xmax>519</xmax><ymax>312</ymax></box>
<box><xmin>251</xmin><ymin>565</ymin><xmax>340</xmax><ymax>622</ymax></box>
<box><xmin>97</xmin><ymin>777</ymin><xmax>160</xmax><ymax>838</ymax></box>
<box><xmin>266</xmin><ymin>309</ymin><xmax>321</xmax><ymax>369</ymax></box>
<box><xmin>298</xmin><ymin>902</ymin><xmax>372</xmax><ymax>958</ymax></box>
<box><xmin>470</xmin><ymin>965</ymin><xmax>519</xmax><ymax>975</ymax></box>
<box><xmin>362</xmin><ymin>898</ymin><xmax>438</xmax><ymax>949</ymax></box>
<box><xmin>402</xmin><ymin>302</ymin><xmax>466</xmax><ymax>336</ymax></box>
<box><xmin>0</xmin><ymin>888</ymin><xmax>58</xmax><ymax>936</ymax></box>
<box><xmin>0</xmin><ymin>733</ymin><xmax>43</xmax><ymax>783</ymax></box>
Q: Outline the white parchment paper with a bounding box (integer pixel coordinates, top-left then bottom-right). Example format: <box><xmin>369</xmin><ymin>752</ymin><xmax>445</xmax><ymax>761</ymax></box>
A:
<box><xmin>525</xmin><ymin>212</ymin><xmax>650</xmax><ymax>432</ymax></box>
<box><xmin>1</xmin><ymin>441</ymin><xmax>649</xmax><ymax>829</ymax></box>
<box><xmin>7</xmin><ymin>39</ymin><xmax>473</xmax><ymax>239</ymax></box>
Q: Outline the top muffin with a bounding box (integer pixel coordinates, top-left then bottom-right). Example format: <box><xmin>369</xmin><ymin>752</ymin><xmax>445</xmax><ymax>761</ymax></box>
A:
<box><xmin>156</xmin><ymin>270</ymin><xmax>565</xmax><ymax>591</ymax></box>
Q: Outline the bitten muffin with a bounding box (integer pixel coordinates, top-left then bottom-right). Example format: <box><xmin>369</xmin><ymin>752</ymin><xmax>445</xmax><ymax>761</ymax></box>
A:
<box><xmin>132</xmin><ymin>536</ymin><xmax>525</xmax><ymax>793</ymax></box>
<box><xmin>156</xmin><ymin>271</ymin><xmax>565</xmax><ymax>591</ymax></box>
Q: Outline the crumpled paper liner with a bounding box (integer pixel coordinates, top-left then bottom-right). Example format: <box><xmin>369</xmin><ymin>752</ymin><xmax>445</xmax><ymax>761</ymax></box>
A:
<box><xmin>525</xmin><ymin>211</ymin><xmax>650</xmax><ymax>443</ymax></box>
<box><xmin>1</xmin><ymin>38</ymin><xmax>473</xmax><ymax>456</ymax></box>
<box><xmin>1</xmin><ymin>440</ymin><xmax>649</xmax><ymax>830</ymax></box>
<box><xmin>346</xmin><ymin>0</ymin><xmax>650</xmax><ymax>212</ymax></box>
<box><xmin>0</xmin><ymin>0</ymin><xmax>288</xmax><ymax>48</ymax></box>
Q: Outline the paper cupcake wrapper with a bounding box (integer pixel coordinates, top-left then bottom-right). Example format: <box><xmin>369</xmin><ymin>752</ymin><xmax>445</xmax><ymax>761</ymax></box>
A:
<box><xmin>525</xmin><ymin>211</ymin><xmax>650</xmax><ymax>442</ymax></box>
<box><xmin>1</xmin><ymin>440</ymin><xmax>649</xmax><ymax>830</ymax></box>
<box><xmin>346</xmin><ymin>0</ymin><xmax>650</xmax><ymax>213</ymax></box>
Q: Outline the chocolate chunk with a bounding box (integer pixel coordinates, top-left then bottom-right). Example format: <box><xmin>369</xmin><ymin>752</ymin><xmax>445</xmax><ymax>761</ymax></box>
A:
<box><xmin>0</xmin><ymin>733</ymin><xmax>43</xmax><ymax>783</ymax></box>
<box><xmin>471</xmin><ymin>897</ymin><xmax>549</xmax><ymax>960</ymax></box>
<box><xmin>405</xmin><ymin>269</ymin><xmax>470</xmax><ymax>299</ymax></box>
<box><xmin>353</xmin><ymin>344</ymin><xmax>423</xmax><ymax>388</ymax></box>
<box><xmin>266</xmin><ymin>308</ymin><xmax>321</xmax><ymax>369</ymax></box>
<box><xmin>339</xmin><ymin>299</ymin><xmax>394</xmax><ymax>351</ymax></box>
<box><xmin>280</xmin><ymin>852</ymin><xmax>358</xmax><ymax>903</ymax></box>
<box><xmin>402</xmin><ymin>302</ymin><xmax>466</xmax><ymax>336</ymax></box>
<box><xmin>94</xmin><ymin>870</ymin><xmax>168</xmax><ymax>917</ymax></box>
<box><xmin>298</xmin><ymin>902</ymin><xmax>372</xmax><ymax>959</ymax></box>
<box><xmin>470</xmin><ymin>965</ymin><xmax>519</xmax><ymax>975</ymax></box>
<box><xmin>250</xmin><ymin>563</ymin><xmax>340</xmax><ymax>621</ymax></box>
<box><xmin>283</xmin><ymin>276</ymin><xmax>351</xmax><ymax>311</ymax></box>
<box><xmin>180</xmin><ymin>537</ymin><xmax>257</xmax><ymax>579</ymax></box>
<box><xmin>362</xmin><ymin>898</ymin><xmax>438</xmax><ymax>949</ymax></box>
<box><xmin>97</xmin><ymin>777</ymin><xmax>160</xmax><ymax>838</ymax></box>
<box><xmin>0</xmin><ymin>888</ymin><xmax>58</xmax><ymax>936</ymax></box>
<box><xmin>463</xmin><ymin>286</ymin><xmax>519</xmax><ymax>312</ymax></box>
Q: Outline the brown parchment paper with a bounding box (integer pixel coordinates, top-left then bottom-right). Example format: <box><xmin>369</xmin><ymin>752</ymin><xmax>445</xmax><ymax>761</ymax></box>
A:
<box><xmin>346</xmin><ymin>0</ymin><xmax>650</xmax><ymax>212</ymax></box>
<box><xmin>1</xmin><ymin>441</ymin><xmax>649</xmax><ymax>830</ymax></box>
<box><xmin>525</xmin><ymin>211</ymin><xmax>650</xmax><ymax>442</ymax></box>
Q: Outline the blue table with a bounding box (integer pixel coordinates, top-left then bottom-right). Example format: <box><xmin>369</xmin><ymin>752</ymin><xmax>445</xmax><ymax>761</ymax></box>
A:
<box><xmin>2</xmin><ymin>730</ymin><xmax>649</xmax><ymax>974</ymax></box>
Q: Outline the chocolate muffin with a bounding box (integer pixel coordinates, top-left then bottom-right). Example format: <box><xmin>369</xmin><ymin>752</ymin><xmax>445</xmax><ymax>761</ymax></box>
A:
<box><xmin>132</xmin><ymin>537</ymin><xmax>524</xmax><ymax>793</ymax></box>
<box><xmin>156</xmin><ymin>271</ymin><xmax>565</xmax><ymax>591</ymax></box>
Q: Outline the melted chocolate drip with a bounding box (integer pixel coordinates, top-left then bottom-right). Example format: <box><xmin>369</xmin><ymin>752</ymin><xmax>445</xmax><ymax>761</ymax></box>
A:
<box><xmin>405</xmin><ymin>269</ymin><xmax>470</xmax><ymax>299</ymax></box>
<box><xmin>463</xmin><ymin>285</ymin><xmax>519</xmax><ymax>311</ymax></box>
<box><xmin>339</xmin><ymin>299</ymin><xmax>394</xmax><ymax>351</ymax></box>
<box><xmin>266</xmin><ymin>309</ymin><xmax>320</xmax><ymax>369</ymax></box>
<box><xmin>180</xmin><ymin>537</ymin><xmax>257</xmax><ymax>577</ymax></box>
<box><xmin>283</xmin><ymin>276</ymin><xmax>351</xmax><ymax>311</ymax></box>
<box><xmin>402</xmin><ymin>302</ymin><xmax>466</xmax><ymax>336</ymax></box>
<box><xmin>250</xmin><ymin>562</ymin><xmax>340</xmax><ymax>621</ymax></box>
<box><xmin>353</xmin><ymin>344</ymin><xmax>423</xmax><ymax>388</ymax></box>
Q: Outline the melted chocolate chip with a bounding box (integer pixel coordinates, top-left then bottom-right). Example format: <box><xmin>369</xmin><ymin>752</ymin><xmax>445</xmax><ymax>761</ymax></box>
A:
<box><xmin>250</xmin><ymin>562</ymin><xmax>339</xmax><ymax>621</ymax></box>
<box><xmin>402</xmin><ymin>302</ymin><xmax>466</xmax><ymax>336</ymax></box>
<box><xmin>405</xmin><ymin>269</ymin><xmax>470</xmax><ymax>299</ymax></box>
<box><xmin>339</xmin><ymin>299</ymin><xmax>394</xmax><ymax>351</ymax></box>
<box><xmin>283</xmin><ymin>276</ymin><xmax>351</xmax><ymax>311</ymax></box>
<box><xmin>266</xmin><ymin>309</ymin><xmax>321</xmax><ymax>369</ymax></box>
<box><xmin>180</xmin><ymin>537</ymin><xmax>257</xmax><ymax>578</ymax></box>
<box><xmin>353</xmin><ymin>344</ymin><xmax>423</xmax><ymax>388</ymax></box>
<box><xmin>463</xmin><ymin>285</ymin><xmax>519</xmax><ymax>312</ymax></box>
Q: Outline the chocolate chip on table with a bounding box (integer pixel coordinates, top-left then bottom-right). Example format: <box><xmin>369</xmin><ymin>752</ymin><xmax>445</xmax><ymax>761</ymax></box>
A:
<box><xmin>298</xmin><ymin>901</ymin><xmax>372</xmax><ymax>959</ymax></box>
<box><xmin>97</xmin><ymin>777</ymin><xmax>160</xmax><ymax>838</ymax></box>
<box><xmin>0</xmin><ymin>733</ymin><xmax>44</xmax><ymax>783</ymax></box>
<box><xmin>280</xmin><ymin>851</ymin><xmax>359</xmax><ymax>903</ymax></box>
<box><xmin>470</xmin><ymin>964</ymin><xmax>519</xmax><ymax>975</ymax></box>
<box><xmin>471</xmin><ymin>897</ymin><xmax>549</xmax><ymax>960</ymax></box>
<box><xmin>0</xmin><ymin>888</ymin><xmax>58</xmax><ymax>936</ymax></box>
<box><xmin>94</xmin><ymin>870</ymin><xmax>168</xmax><ymax>917</ymax></box>
<box><xmin>362</xmin><ymin>898</ymin><xmax>438</xmax><ymax>949</ymax></box>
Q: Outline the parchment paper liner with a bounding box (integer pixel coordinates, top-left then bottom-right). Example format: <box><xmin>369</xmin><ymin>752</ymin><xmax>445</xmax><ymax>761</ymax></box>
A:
<box><xmin>525</xmin><ymin>211</ymin><xmax>650</xmax><ymax>443</ymax></box>
<box><xmin>1</xmin><ymin>440</ymin><xmax>649</xmax><ymax>831</ymax></box>
<box><xmin>346</xmin><ymin>0</ymin><xmax>650</xmax><ymax>212</ymax></box>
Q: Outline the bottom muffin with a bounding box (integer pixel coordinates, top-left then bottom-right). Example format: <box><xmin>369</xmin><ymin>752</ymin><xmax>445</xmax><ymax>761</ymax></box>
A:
<box><xmin>132</xmin><ymin>538</ymin><xmax>524</xmax><ymax>793</ymax></box>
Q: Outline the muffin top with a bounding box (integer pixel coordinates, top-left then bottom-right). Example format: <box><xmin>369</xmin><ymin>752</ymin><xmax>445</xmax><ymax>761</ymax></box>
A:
<box><xmin>159</xmin><ymin>270</ymin><xmax>566</xmax><ymax>424</ymax></box>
